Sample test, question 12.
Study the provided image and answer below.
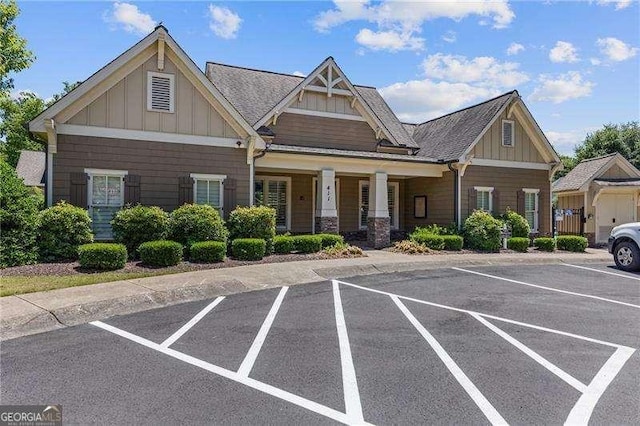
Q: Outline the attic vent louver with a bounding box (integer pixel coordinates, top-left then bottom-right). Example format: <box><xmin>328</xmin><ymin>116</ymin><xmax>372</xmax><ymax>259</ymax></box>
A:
<box><xmin>147</xmin><ymin>72</ymin><xmax>174</xmax><ymax>113</ymax></box>
<box><xmin>502</xmin><ymin>120</ymin><xmax>514</xmax><ymax>147</ymax></box>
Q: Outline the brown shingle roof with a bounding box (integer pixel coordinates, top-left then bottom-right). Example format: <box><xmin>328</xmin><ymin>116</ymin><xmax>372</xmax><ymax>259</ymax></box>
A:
<box><xmin>552</xmin><ymin>153</ymin><xmax>620</xmax><ymax>192</ymax></box>
<box><xmin>15</xmin><ymin>150</ymin><xmax>45</xmax><ymax>186</ymax></box>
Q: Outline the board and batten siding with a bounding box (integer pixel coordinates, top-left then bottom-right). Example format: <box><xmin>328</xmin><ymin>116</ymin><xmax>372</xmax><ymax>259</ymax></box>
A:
<box><xmin>461</xmin><ymin>166</ymin><xmax>551</xmax><ymax>234</ymax></box>
<box><xmin>271</xmin><ymin>113</ymin><xmax>379</xmax><ymax>152</ymax></box>
<box><xmin>53</xmin><ymin>134</ymin><xmax>250</xmax><ymax>212</ymax></box>
<box><xmin>67</xmin><ymin>55</ymin><xmax>239</xmax><ymax>139</ymax></box>
<box><xmin>599</xmin><ymin>164</ymin><xmax>632</xmax><ymax>179</ymax></box>
<box><xmin>470</xmin><ymin>110</ymin><xmax>545</xmax><ymax>163</ymax></box>
<box><xmin>289</xmin><ymin>92</ymin><xmax>360</xmax><ymax>116</ymax></box>
<box><xmin>403</xmin><ymin>172</ymin><xmax>455</xmax><ymax>231</ymax></box>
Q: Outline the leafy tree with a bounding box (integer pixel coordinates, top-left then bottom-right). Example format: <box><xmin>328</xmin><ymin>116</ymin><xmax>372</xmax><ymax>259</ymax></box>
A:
<box><xmin>553</xmin><ymin>155</ymin><xmax>578</xmax><ymax>180</ymax></box>
<box><xmin>0</xmin><ymin>0</ymin><xmax>34</xmax><ymax>92</ymax></box>
<box><xmin>574</xmin><ymin>122</ymin><xmax>639</xmax><ymax>168</ymax></box>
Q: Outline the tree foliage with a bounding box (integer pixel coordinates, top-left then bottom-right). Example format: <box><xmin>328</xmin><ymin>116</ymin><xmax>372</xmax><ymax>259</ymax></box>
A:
<box><xmin>0</xmin><ymin>0</ymin><xmax>34</xmax><ymax>92</ymax></box>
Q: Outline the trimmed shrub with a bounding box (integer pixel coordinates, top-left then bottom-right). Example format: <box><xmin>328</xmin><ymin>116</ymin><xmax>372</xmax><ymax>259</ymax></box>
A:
<box><xmin>232</xmin><ymin>238</ymin><xmax>266</xmax><ymax>261</ymax></box>
<box><xmin>557</xmin><ymin>235</ymin><xmax>588</xmax><ymax>252</ymax></box>
<box><xmin>507</xmin><ymin>237</ymin><xmax>530</xmax><ymax>252</ymax></box>
<box><xmin>464</xmin><ymin>210</ymin><xmax>503</xmax><ymax>252</ymax></box>
<box><xmin>112</xmin><ymin>205</ymin><xmax>168</xmax><ymax>258</ymax></box>
<box><xmin>273</xmin><ymin>235</ymin><xmax>295</xmax><ymax>254</ymax></box>
<box><xmin>190</xmin><ymin>241</ymin><xmax>226</xmax><ymax>263</ymax></box>
<box><xmin>292</xmin><ymin>235</ymin><xmax>323</xmax><ymax>254</ymax></box>
<box><xmin>392</xmin><ymin>240</ymin><xmax>431</xmax><ymax>254</ymax></box>
<box><xmin>317</xmin><ymin>233</ymin><xmax>345</xmax><ymax>249</ymax></box>
<box><xmin>227</xmin><ymin>206</ymin><xmax>276</xmax><ymax>254</ymax></box>
<box><xmin>442</xmin><ymin>235</ymin><xmax>464</xmax><ymax>251</ymax></box>
<box><xmin>0</xmin><ymin>160</ymin><xmax>40</xmax><ymax>267</ymax></box>
<box><xmin>534</xmin><ymin>237</ymin><xmax>556</xmax><ymax>252</ymax></box>
<box><xmin>410</xmin><ymin>232</ymin><xmax>445</xmax><ymax>250</ymax></box>
<box><xmin>78</xmin><ymin>243</ymin><xmax>127</xmax><ymax>270</ymax></box>
<box><xmin>503</xmin><ymin>210</ymin><xmax>530</xmax><ymax>238</ymax></box>
<box><xmin>38</xmin><ymin>201</ymin><xmax>93</xmax><ymax>261</ymax></box>
<box><xmin>168</xmin><ymin>204</ymin><xmax>228</xmax><ymax>254</ymax></box>
<box><xmin>138</xmin><ymin>240</ymin><xmax>183</xmax><ymax>267</ymax></box>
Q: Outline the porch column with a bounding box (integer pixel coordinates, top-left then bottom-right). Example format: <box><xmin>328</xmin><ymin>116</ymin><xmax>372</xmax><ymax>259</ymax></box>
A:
<box><xmin>315</xmin><ymin>168</ymin><xmax>339</xmax><ymax>233</ymax></box>
<box><xmin>367</xmin><ymin>171</ymin><xmax>390</xmax><ymax>248</ymax></box>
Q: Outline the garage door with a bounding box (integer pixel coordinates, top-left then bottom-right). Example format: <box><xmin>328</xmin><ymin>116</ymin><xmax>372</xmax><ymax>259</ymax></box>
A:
<box><xmin>596</xmin><ymin>193</ymin><xmax>635</xmax><ymax>243</ymax></box>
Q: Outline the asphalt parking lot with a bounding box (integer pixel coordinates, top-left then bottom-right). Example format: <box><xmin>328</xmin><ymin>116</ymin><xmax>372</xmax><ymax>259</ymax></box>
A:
<box><xmin>1</xmin><ymin>262</ymin><xmax>639</xmax><ymax>425</ymax></box>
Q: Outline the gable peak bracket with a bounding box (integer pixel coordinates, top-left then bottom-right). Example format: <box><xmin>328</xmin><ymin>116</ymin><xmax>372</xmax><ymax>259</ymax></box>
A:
<box><xmin>375</xmin><ymin>127</ymin><xmax>382</xmax><ymax>139</ymax></box>
<box><xmin>350</xmin><ymin>96</ymin><xmax>357</xmax><ymax>108</ymax></box>
<box><xmin>157</xmin><ymin>32</ymin><xmax>166</xmax><ymax>70</ymax></box>
<box><xmin>507</xmin><ymin>98</ymin><xmax>520</xmax><ymax>119</ymax></box>
<box><xmin>298</xmin><ymin>89</ymin><xmax>304</xmax><ymax>103</ymax></box>
<box><xmin>44</xmin><ymin>119</ymin><xmax>58</xmax><ymax>154</ymax></box>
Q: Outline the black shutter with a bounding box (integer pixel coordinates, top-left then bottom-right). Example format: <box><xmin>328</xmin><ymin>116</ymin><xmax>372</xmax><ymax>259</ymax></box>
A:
<box><xmin>223</xmin><ymin>177</ymin><xmax>237</xmax><ymax>220</ymax></box>
<box><xmin>124</xmin><ymin>175</ymin><xmax>141</xmax><ymax>205</ymax></box>
<box><xmin>70</xmin><ymin>172</ymin><xmax>88</xmax><ymax>207</ymax></box>
<box><xmin>492</xmin><ymin>189</ymin><xmax>500</xmax><ymax>216</ymax></box>
<box><xmin>178</xmin><ymin>176</ymin><xmax>194</xmax><ymax>206</ymax></box>
<box><xmin>467</xmin><ymin>188</ymin><xmax>477</xmax><ymax>216</ymax></box>
<box><xmin>537</xmin><ymin>190</ymin><xmax>544</xmax><ymax>234</ymax></box>
<box><xmin>516</xmin><ymin>190</ymin><xmax>525</xmax><ymax>216</ymax></box>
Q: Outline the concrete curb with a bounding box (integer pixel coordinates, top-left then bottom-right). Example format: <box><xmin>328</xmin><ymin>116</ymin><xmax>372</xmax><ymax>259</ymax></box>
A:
<box><xmin>1</xmin><ymin>251</ymin><xmax>612</xmax><ymax>341</ymax></box>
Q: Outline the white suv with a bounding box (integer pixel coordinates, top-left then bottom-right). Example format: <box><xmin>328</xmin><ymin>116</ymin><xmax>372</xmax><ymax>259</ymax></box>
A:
<box><xmin>608</xmin><ymin>222</ymin><xmax>640</xmax><ymax>272</ymax></box>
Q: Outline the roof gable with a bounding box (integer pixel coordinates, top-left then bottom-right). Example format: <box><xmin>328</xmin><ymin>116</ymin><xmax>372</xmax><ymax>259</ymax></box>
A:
<box><xmin>553</xmin><ymin>153</ymin><xmax>640</xmax><ymax>192</ymax></box>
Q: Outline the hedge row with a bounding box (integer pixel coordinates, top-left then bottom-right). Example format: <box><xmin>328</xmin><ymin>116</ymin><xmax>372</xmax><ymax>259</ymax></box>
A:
<box><xmin>409</xmin><ymin>229</ymin><xmax>464</xmax><ymax>251</ymax></box>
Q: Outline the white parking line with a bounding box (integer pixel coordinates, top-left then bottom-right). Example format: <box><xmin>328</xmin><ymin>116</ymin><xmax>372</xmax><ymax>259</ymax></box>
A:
<box><xmin>91</xmin><ymin>320</ymin><xmax>368</xmax><ymax>425</ymax></box>
<box><xmin>452</xmin><ymin>267</ymin><xmax>640</xmax><ymax>309</ymax></box>
<box><xmin>160</xmin><ymin>296</ymin><xmax>225</xmax><ymax>348</ymax></box>
<box><xmin>332</xmin><ymin>280</ymin><xmax>365</xmax><ymax>424</ymax></box>
<box><xmin>562</xmin><ymin>263</ymin><xmax>640</xmax><ymax>282</ymax></box>
<box><xmin>237</xmin><ymin>286</ymin><xmax>289</xmax><ymax>377</ymax></box>
<box><xmin>391</xmin><ymin>296</ymin><xmax>508</xmax><ymax>426</ymax></box>
<box><xmin>565</xmin><ymin>346</ymin><xmax>635</xmax><ymax>425</ymax></box>
<box><xmin>471</xmin><ymin>314</ymin><xmax>587</xmax><ymax>393</ymax></box>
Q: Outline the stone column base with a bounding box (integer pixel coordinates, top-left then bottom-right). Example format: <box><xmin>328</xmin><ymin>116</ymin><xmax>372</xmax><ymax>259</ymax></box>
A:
<box><xmin>367</xmin><ymin>217</ymin><xmax>390</xmax><ymax>249</ymax></box>
<box><xmin>315</xmin><ymin>216</ymin><xmax>339</xmax><ymax>234</ymax></box>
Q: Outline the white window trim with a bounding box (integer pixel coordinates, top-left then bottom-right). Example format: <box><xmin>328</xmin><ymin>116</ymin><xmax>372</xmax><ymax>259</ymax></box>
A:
<box><xmin>359</xmin><ymin>180</ymin><xmax>399</xmax><ymax>230</ymax></box>
<box><xmin>191</xmin><ymin>173</ymin><xmax>226</xmax><ymax>210</ymax></box>
<box><xmin>255</xmin><ymin>175</ymin><xmax>292</xmax><ymax>231</ymax></box>
<box><xmin>523</xmin><ymin>188</ymin><xmax>540</xmax><ymax>232</ymax></box>
<box><xmin>85</xmin><ymin>168</ymin><xmax>127</xmax><ymax>208</ymax></box>
<box><xmin>502</xmin><ymin>119</ymin><xmax>514</xmax><ymax>147</ymax></box>
<box><xmin>312</xmin><ymin>177</ymin><xmax>340</xmax><ymax>233</ymax></box>
<box><xmin>147</xmin><ymin>71</ymin><xmax>175</xmax><ymax>113</ymax></box>
<box><xmin>474</xmin><ymin>186</ymin><xmax>494</xmax><ymax>213</ymax></box>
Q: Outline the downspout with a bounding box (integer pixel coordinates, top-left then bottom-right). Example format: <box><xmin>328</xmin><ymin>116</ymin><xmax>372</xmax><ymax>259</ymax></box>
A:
<box><xmin>251</xmin><ymin>142</ymin><xmax>271</xmax><ymax>205</ymax></box>
<box><xmin>446</xmin><ymin>161</ymin><xmax>459</xmax><ymax>228</ymax></box>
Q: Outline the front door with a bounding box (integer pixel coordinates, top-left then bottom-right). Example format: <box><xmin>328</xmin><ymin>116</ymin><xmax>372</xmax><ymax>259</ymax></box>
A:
<box><xmin>596</xmin><ymin>193</ymin><xmax>635</xmax><ymax>243</ymax></box>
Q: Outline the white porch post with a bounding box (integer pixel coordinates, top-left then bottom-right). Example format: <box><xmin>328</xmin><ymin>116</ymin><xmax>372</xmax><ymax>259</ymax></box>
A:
<box><xmin>367</xmin><ymin>172</ymin><xmax>390</xmax><ymax>248</ymax></box>
<box><xmin>315</xmin><ymin>168</ymin><xmax>339</xmax><ymax>233</ymax></box>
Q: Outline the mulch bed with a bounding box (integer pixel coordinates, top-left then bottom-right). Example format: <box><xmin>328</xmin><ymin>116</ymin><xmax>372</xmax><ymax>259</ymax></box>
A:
<box><xmin>0</xmin><ymin>252</ymin><xmax>347</xmax><ymax>277</ymax></box>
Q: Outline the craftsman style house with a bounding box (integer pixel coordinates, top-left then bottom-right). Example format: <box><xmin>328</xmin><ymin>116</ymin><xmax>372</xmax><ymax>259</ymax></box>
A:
<box><xmin>29</xmin><ymin>26</ymin><xmax>561</xmax><ymax>247</ymax></box>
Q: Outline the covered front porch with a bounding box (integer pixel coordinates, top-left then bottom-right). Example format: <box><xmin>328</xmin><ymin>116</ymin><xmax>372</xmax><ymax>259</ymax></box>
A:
<box><xmin>254</xmin><ymin>149</ymin><xmax>452</xmax><ymax>248</ymax></box>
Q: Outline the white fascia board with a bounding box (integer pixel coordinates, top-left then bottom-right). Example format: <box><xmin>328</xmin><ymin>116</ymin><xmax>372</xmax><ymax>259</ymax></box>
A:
<box><xmin>283</xmin><ymin>108</ymin><xmax>366</xmax><ymax>122</ymax></box>
<box><xmin>512</xmin><ymin>99</ymin><xmax>561</xmax><ymax>163</ymax></box>
<box><xmin>470</xmin><ymin>158</ymin><xmax>551</xmax><ymax>170</ymax></box>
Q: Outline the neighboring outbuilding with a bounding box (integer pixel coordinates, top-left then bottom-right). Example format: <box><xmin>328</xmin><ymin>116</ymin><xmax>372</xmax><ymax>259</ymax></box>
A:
<box><xmin>553</xmin><ymin>153</ymin><xmax>640</xmax><ymax>245</ymax></box>
<box><xmin>15</xmin><ymin>150</ymin><xmax>46</xmax><ymax>187</ymax></box>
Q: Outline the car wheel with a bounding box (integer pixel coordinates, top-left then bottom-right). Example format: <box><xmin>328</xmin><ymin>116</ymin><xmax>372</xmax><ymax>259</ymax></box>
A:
<box><xmin>613</xmin><ymin>241</ymin><xmax>640</xmax><ymax>272</ymax></box>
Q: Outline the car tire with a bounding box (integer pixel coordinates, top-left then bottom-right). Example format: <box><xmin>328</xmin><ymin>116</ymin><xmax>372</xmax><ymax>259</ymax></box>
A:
<box><xmin>613</xmin><ymin>241</ymin><xmax>640</xmax><ymax>272</ymax></box>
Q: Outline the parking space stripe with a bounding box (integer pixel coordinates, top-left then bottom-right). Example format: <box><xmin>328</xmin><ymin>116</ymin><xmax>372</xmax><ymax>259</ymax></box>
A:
<box><xmin>452</xmin><ymin>267</ymin><xmax>640</xmax><ymax>309</ymax></box>
<box><xmin>160</xmin><ymin>296</ymin><xmax>225</xmax><ymax>348</ymax></box>
<box><xmin>391</xmin><ymin>296</ymin><xmax>508</xmax><ymax>426</ymax></box>
<box><xmin>237</xmin><ymin>286</ymin><xmax>289</xmax><ymax>378</ymax></box>
<box><xmin>91</xmin><ymin>320</ymin><xmax>367</xmax><ymax>425</ymax></box>
<box><xmin>565</xmin><ymin>346</ymin><xmax>635</xmax><ymax>425</ymax></box>
<box><xmin>331</xmin><ymin>280</ymin><xmax>365</xmax><ymax>424</ymax></box>
<box><xmin>471</xmin><ymin>314</ymin><xmax>588</xmax><ymax>393</ymax></box>
<box><xmin>562</xmin><ymin>263</ymin><xmax>640</xmax><ymax>282</ymax></box>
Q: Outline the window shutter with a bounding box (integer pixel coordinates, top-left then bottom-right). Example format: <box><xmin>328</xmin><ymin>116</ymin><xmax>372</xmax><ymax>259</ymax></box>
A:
<box><xmin>468</xmin><ymin>188</ymin><xmax>477</xmax><ymax>216</ymax></box>
<box><xmin>124</xmin><ymin>175</ymin><xmax>141</xmax><ymax>205</ymax></box>
<box><xmin>70</xmin><ymin>172</ymin><xmax>88</xmax><ymax>207</ymax></box>
<box><xmin>516</xmin><ymin>190</ymin><xmax>525</xmax><ymax>216</ymax></box>
<box><xmin>178</xmin><ymin>176</ymin><xmax>194</xmax><ymax>206</ymax></box>
<box><xmin>537</xmin><ymin>192</ymin><xmax>544</xmax><ymax>234</ymax></box>
<box><xmin>223</xmin><ymin>178</ymin><xmax>236</xmax><ymax>220</ymax></box>
<box><xmin>492</xmin><ymin>189</ymin><xmax>500</xmax><ymax>215</ymax></box>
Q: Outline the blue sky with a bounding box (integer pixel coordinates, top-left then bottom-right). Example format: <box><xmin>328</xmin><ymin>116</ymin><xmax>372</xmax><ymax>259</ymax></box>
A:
<box><xmin>13</xmin><ymin>1</ymin><xmax>640</xmax><ymax>155</ymax></box>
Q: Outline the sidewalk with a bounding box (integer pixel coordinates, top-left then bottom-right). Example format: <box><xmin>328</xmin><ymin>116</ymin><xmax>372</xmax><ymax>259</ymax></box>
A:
<box><xmin>1</xmin><ymin>249</ymin><xmax>611</xmax><ymax>340</ymax></box>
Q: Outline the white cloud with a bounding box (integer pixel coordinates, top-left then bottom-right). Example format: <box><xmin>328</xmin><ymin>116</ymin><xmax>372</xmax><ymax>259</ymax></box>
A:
<box><xmin>380</xmin><ymin>79</ymin><xmax>497</xmax><ymax>122</ymax></box>
<box><xmin>355</xmin><ymin>28</ymin><xmax>424</xmax><ymax>51</ymax></box>
<box><xmin>546</xmin><ymin>128</ymin><xmax>599</xmax><ymax>155</ymax></box>
<box><xmin>596</xmin><ymin>37</ymin><xmax>639</xmax><ymax>61</ymax></box>
<box><xmin>208</xmin><ymin>5</ymin><xmax>242</xmax><ymax>39</ymax></box>
<box><xmin>292</xmin><ymin>71</ymin><xmax>305</xmax><ymax>77</ymax></box>
<box><xmin>442</xmin><ymin>30</ymin><xmax>457</xmax><ymax>43</ymax></box>
<box><xmin>590</xmin><ymin>57</ymin><xmax>602</xmax><ymax>65</ymax></box>
<box><xmin>105</xmin><ymin>2</ymin><xmax>156</xmax><ymax>35</ymax></box>
<box><xmin>313</xmin><ymin>0</ymin><xmax>514</xmax><ymax>52</ymax></box>
<box><xmin>422</xmin><ymin>54</ymin><xmax>529</xmax><ymax>88</ymax></box>
<box><xmin>596</xmin><ymin>0</ymin><xmax>632</xmax><ymax>10</ymax></box>
<box><xmin>506</xmin><ymin>42</ymin><xmax>525</xmax><ymax>55</ymax></box>
<box><xmin>530</xmin><ymin>72</ymin><xmax>594</xmax><ymax>104</ymax></box>
<box><xmin>549</xmin><ymin>41</ymin><xmax>579</xmax><ymax>63</ymax></box>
